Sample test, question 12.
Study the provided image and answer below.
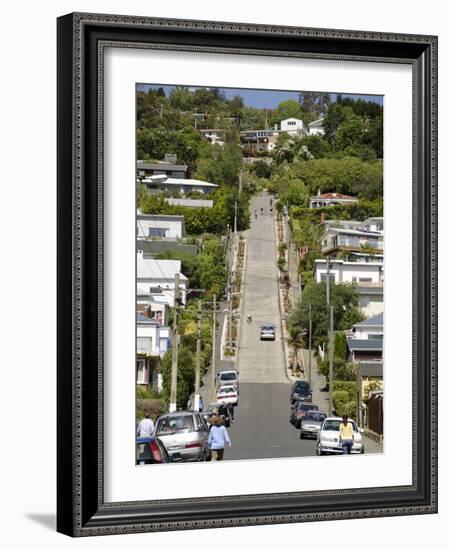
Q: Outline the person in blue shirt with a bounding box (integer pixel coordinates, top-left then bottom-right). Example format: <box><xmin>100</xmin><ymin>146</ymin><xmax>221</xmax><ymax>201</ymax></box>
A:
<box><xmin>208</xmin><ymin>416</ymin><xmax>231</xmax><ymax>461</ymax></box>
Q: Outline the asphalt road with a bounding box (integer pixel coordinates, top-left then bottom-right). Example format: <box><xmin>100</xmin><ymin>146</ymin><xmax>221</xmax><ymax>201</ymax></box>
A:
<box><xmin>226</xmin><ymin>193</ymin><xmax>317</xmax><ymax>460</ymax></box>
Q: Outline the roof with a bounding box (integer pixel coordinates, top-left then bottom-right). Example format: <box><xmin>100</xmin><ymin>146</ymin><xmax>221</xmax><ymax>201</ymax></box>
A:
<box><xmin>137</xmin><ymin>287</ymin><xmax>150</xmax><ymax>296</ymax></box>
<box><xmin>347</xmin><ymin>339</ymin><xmax>383</xmax><ymax>352</ymax></box>
<box><xmin>137</xmin><ymin>162</ymin><xmax>187</xmax><ymax>172</ymax></box>
<box><xmin>314</xmin><ymin>259</ymin><xmax>383</xmax><ymax>267</ymax></box>
<box><xmin>137</xmin><ymin>257</ymin><xmax>188</xmax><ymax>281</ymax></box>
<box><xmin>136</xmin><ymin>313</ymin><xmax>159</xmax><ymax>325</ymax></box>
<box><xmin>137</xmin><ymin>213</ymin><xmax>185</xmax><ymax>222</ymax></box>
<box><xmin>356</xmin><ymin>285</ymin><xmax>384</xmax><ymax>295</ymax></box>
<box><xmin>166</xmin><ymin>198</ymin><xmax>214</xmax><ymax>208</ymax></box>
<box><xmin>354</xmin><ymin>313</ymin><xmax>384</xmax><ymax>328</ymax></box>
<box><xmin>308</xmin><ymin>117</ymin><xmax>325</xmax><ymax>126</ymax></box>
<box><xmin>312</xmin><ymin>192</ymin><xmax>357</xmax><ymax>200</ymax></box>
<box><xmin>142</xmin><ymin>177</ymin><xmax>218</xmax><ymax>188</ymax></box>
<box><xmin>359</xmin><ymin>362</ymin><xmax>383</xmax><ymax>377</ymax></box>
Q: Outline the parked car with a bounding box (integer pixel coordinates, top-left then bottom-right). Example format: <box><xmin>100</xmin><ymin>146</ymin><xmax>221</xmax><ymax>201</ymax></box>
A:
<box><xmin>136</xmin><ymin>437</ymin><xmax>178</xmax><ymax>465</ymax></box>
<box><xmin>299</xmin><ymin>411</ymin><xmax>327</xmax><ymax>439</ymax></box>
<box><xmin>290</xmin><ymin>401</ymin><xmax>319</xmax><ymax>428</ymax></box>
<box><xmin>217</xmin><ymin>369</ymin><xmax>239</xmax><ymax>390</ymax></box>
<box><xmin>154</xmin><ymin>411</ymin><xmax>210</xmax><ymax>462</ymax></box>
<box><xmin>316</xmin><ymin>416</ymin><xmax>365</xmax><ymax>455</ymax></box>
<box><xmin>260</xmin><ymin>323</ymin><xmax>276</xmax><ymax>341</ymax></box>
<box><xmin>216</xmin><ymin>384</ymin><xmax>238</xmax><ymax>406</ymax></box>
<box><xmin>290</xmin><ymin>380</ymin><xmax>312</xmax><ymax>404</ymax></box>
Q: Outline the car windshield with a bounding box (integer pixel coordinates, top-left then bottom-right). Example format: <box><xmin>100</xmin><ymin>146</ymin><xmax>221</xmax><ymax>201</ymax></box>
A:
<box><xmin>303</xmin><ymin>413</ymin><xmax>326</xmax><ymax>423</ymax></box>
<box><xmin>322</xmin><ymin>419</ymin><xmax>358</xmax><ymax>432</ymax></box>
<box><xmin>156</xmin><ymin>415</ymin><xmax>195</xmax><ymax>435</ymax></box>
<box><xmin>261</xmin><ymin>325</ymin><xmax>274</xmax><ymax>331</ymax></box>
<box><xmin>218</xmin><ymin>387</ymin><xmax>235</xmax><ymax>394</ymax></box>
<box><xmin>220</xmin><ymin>372</ymin><xmax>237</xmax><ymax>381</ymax></box>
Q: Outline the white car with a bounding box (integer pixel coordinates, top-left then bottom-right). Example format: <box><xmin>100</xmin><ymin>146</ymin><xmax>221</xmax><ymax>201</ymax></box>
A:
<box><xmin>316</xmin><ymin>416</ymin><xmax>365</xmax><ymax>455</ymax></box>
<box><xmin>216</xmin><ymin>385</ymin><xmax>238</xmax><ymax>406</ymax></box>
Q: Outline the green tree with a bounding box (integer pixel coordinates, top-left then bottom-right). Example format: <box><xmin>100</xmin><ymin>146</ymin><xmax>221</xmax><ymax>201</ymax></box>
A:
<box><xmin>169</xmin><ymin>86</ymin><xmax>194</xmax><ymax>111</ymax></box>
<box><xmin>278</xmin><ymin>179</ymin><xmax>309</xmax><ymax>208</ymax></box>
<box><xmin>288</xmin><ymin>281</ymin><xmax>364</xmax><ymax>347</ymax></box>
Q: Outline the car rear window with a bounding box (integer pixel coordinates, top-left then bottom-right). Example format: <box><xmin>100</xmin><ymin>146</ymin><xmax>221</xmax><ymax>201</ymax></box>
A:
<box><xmin>156</xmin><ymin>415</ymin><xmax>195</xmax><ymax>435</ymax></box>
<box><xmin>300</xmin><ymin>403</ymin><xmax>318</xmax><ymax>411</ymax></box>
<box><xmin>304</xmin><ymin>413</ymin><xmax>326</xmax><ymax>422</ymax></box>
<box><xmin>220</xmin><ymin>372</ymin><xmax>237</xmax><ymax>381</ymax></box>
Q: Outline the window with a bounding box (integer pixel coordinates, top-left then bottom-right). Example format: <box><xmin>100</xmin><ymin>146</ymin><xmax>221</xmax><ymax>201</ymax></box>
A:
<box><xmin>149</xmin><ymin>227</ymin><xmax>168</xmax><ymax>238</ymax></box>
<box><xmin>320</xmin><ymin>273</ymin><xmax>335</xmax><ymax>283</ymax></box>
<box><xmin>137</xmin><ymin>336</ymin><xmax>152</xmax><ymax>353</ymax></box>
<box><xmin>136</xmin><ymin>360</ymin><xmax>147</xmax><ymax>384</ymax></box>
<box><xmin>359</xmin><ymin>277</ymin><xmax>373</xmax><ymax>283</ymax></box>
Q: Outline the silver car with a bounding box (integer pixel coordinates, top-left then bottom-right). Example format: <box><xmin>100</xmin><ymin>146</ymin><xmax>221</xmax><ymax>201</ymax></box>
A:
<box><xmin>260</xmin><ymin>324</ymin><xmax>275</xmax><ymax>340</ymax></box>
<box><xmin>300</xmin><ymin>411</ymin><xmax>327</xmax><ymax>439</ymax></box>
<box><xmin>154</xmin><ymin>411</ymin><xmax>209</xmax><ymax>462</ymax></box>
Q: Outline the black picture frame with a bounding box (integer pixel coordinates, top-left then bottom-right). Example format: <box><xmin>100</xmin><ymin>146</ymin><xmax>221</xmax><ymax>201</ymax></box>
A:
<box><xmin>57</xmin><ymin>12</ymin><xmax>438</xmax><ymax>536</ymax></box>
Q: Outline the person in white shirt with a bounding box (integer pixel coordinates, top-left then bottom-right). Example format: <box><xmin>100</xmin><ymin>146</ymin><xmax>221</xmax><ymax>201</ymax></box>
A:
<box><xmin>137</xmin><ymin>413</ymin><xmax>155</xmax><ymax>437</ymax></box>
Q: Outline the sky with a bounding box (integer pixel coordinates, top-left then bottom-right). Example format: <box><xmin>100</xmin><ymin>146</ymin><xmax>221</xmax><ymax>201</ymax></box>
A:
<box><xmin>137</xmin><ymin>83</ymin><xmax>383</xmax><ymax>109</ymax></box>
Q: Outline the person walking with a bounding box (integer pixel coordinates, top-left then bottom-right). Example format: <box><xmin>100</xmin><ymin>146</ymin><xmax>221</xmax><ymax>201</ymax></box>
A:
<box><xmin>208</xmin><ymin>416</ymin><xmax>231</xmax><ymax>461</ymax></box>
<box><xmin>339</xmin><ymin>415</ymin><xmax>354</xmax><ymax>455</ymax></box>
<box><xmin>199</xmin><ymin>395</ymin><xmax>204</xmax><ymax>413</ymax></box>
<box><xmin>137</xmin><ymin>412</ymin><xmax>155</xmax><ymax>437</ymax></box>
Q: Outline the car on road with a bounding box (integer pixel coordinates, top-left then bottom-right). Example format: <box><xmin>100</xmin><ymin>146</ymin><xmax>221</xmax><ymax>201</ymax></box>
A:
<box><xmin>316</xmin><ymin>416</ymin><xmax>365</xmax><ymax>455</ymax></box>
<box><xmin>217</xmin><ymin>369</ymin><xmax>239</xmax><ymax>390</ymax></box>
<box><xmin>154</xmin><ymin>411</ymin><xmax>210</xmax><ymax>462</ymax></box>
<box><xmin>299</xmin><ymin>411</ymin><xmax>327</xmax><ymax>439</ymax></box>
<box><xmin>290</xmin><ymin>380</ymin><xmax>312</xmax><ymax>404</ymax></box>
<box><xmin>136</xmin><ymin>437</ymin><xmax>178</xmax><ymax>465</ymax></box>
<box><xmin>216</xmin><ymin>384</ymin><xmax>238</xmax><ymax>406</ymax></box>
<box><xmin>260</xmin><ymin>323</ymin><xmax>276</xmax><ymax>341</ymax></box>
<box><xmin>290</xmin><ymin>401</ymin><xmax>319</xmax><ymax>428</ymax></box>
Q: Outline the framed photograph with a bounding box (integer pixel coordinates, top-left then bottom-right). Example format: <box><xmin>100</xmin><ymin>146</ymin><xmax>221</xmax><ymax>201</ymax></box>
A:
<box><xmin>57</xmin><ymin>12</ymin><xmax>437</xmax><ymax>536</ymax></box>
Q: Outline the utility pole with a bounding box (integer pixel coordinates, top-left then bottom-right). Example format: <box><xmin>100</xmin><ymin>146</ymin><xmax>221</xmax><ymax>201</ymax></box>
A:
<box><xmin>194</xmin><ymin>300</ymin><xmax>202</xmax><ymax>411</ymax></box>
<box><xmin>356</xmin><ymin>362</ymin><xmax>362</xmax><ymax>425</ymax></box>
<box><xmin>169</xmin><ymin>273</ymin><xmax>180</xmax><ymax>412</ymax></box>
<box><xmin>326</xmin><ymin>256</ymin><xmax>331</xmax><ymax>310</ymax></box>
<box><xmin>328</xmin><ymin>305</ymin><xmax>334</xmax><ymax>417</ymax></box>
<box><xmin>308</xmin><ymin>302</ymin><xmax>312</xmax><ymax>384</ymax></box>
<box><xmin>212</xmin><ymin>294</ymin><xmax>217</xmax><ymax>386</ymax></box>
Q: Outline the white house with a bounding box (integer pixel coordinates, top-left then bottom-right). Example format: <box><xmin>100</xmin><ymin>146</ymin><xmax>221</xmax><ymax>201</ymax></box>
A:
<box><xmin>350</xmin><ymin>313</ymin><xmax>383</xmax><ymax>340</ymax></box>
<box><xmin>346</xmin><ymin>313</ymin><xmax>383</xmax><ymax>363</ymax></box>
<box><xmin>239</xmin><ymin>129</ymin><xmax>279</xmax><ymax>152</ymax></box>
<box><xmin>314</xmin><ymin>258</ymin><xmax>383</xmax><ymax>285</ymax></box>
<box><xmin>357</xmin><ymin>285</ymin><xmax>384</xmax><ymax>318</ymax></box>
<box><xmin>137</xmin><ymin>213</ymin><xmax>185</xmax><ymax>240</ymax></box>
<box><xmin>136</xmin><ymin>312</ymin><xmax>171</xmax><ymax>391</ymax></box>
<box><xmin>197</xmin><ymin>128</ymin><xmax>226</xmax><ymax>146</ymax></box>
<box><xmin>280</xmin><ymin>118</ymin><xmax>308</xmax><ymax>137</ymax></box>
<box><xmin>141</xmin><ymin>175</ymin><xmax>218</xmax><ymax>195</ymax></box>
<box><xmin>309</xmin><ymin>192</ymin><xmax>358</xmax><ymax>209</ymax></box>
<box><xmin>137</xmin><ymin>288</ymin><xmax>170</xmax><ymax>326</ymax></box>
<box><xmin>321</xmin><ymin>219</ymin><xmax>384</xmax><ymax>256</ymax></box>
<box><xmin>136</xmin><ymin>313</ymin><xmax>171</xmax><ymax>357</ymax></box>
<box><xmin>137</xmin><ymin>253</ymin><xmax>188</xmax><ymax>306</ymax></box>
<box><xmin>308</xmin><ymin>117</ymin><xmax>325</xmax><ymax>136</ymax></box>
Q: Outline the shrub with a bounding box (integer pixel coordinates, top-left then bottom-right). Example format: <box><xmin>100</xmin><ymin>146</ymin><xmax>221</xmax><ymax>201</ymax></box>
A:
<box><xmin>136</xmin><ymin>398</ymin><xmax>166</xmax><ymax>421</ymax></box>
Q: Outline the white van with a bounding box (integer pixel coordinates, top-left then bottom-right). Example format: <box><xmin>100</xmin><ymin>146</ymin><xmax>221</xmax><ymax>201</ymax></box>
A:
<box><xmin>217</xmin><ymin>369</ymin><xmax>239</xmax><ymax>391</ymax></box>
